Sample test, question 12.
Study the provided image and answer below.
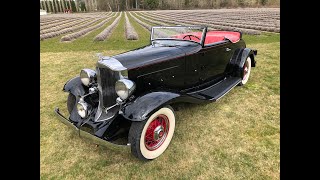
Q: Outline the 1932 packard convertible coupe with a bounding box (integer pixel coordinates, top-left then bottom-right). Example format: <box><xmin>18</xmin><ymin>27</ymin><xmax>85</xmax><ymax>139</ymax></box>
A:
<box><xmin>55</xmin><ymin>26</ymin><xmax>257</xmax><ymax>160</ymax></box>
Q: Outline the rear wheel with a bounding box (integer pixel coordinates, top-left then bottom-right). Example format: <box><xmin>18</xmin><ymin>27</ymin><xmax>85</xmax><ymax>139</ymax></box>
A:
<box><xmin>67</xmin><ymin>93</ymin><xmax>76</xmax><ymax>114</ymax></box>
<box><xmin>128</xmin><ymin>106</ymin><xmax>176</xmax><ymax>160</ymax></box>
<box><xmin>238</xmin><ymin>56</ymin><xmax>252</xmax><ymax>86</ymax></box>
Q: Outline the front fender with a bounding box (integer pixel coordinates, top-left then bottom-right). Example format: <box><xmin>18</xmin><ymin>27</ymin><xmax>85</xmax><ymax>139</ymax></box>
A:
<box><xmin>121</xmin><ymin>91</ymin><xmax>181</xmax><ymax>121</ymax></box>
<box><xmin>63</xmin><ymin>76</ymin><xmax>87</xmax><ymax>97</ymax></box>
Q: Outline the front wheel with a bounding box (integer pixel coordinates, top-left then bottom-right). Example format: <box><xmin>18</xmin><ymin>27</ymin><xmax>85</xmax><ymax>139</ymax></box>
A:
<box><xmin>128</xmin><ymin>106</ymin><xmax>176</xmax><ymax>160</ymax></box>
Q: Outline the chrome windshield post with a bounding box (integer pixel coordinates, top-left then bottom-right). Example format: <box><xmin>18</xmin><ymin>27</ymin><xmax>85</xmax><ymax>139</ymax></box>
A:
<box><xmin>200</xmin><ymin>27</ymin><xmax>208</xmax><ymax>47</ymax></box>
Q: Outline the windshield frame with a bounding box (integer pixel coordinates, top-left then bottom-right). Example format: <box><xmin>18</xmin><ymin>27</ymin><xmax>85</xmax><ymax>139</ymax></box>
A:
<box><xmin>151</xmin><ymin>26</ymin><xmax>207</xmax><ymax>47</ymax></box>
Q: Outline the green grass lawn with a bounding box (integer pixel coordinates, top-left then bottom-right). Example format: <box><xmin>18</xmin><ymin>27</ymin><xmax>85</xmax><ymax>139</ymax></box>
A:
<box><xmin>40</xmin><ymin>14</ymin><xmax>280</xmax><ymax>179</ymax></box>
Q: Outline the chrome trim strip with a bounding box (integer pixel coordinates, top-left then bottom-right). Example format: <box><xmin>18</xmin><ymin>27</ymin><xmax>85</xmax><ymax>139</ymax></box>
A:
<box><xmin>95</xmin><ymin>114</ymin><xmax>117</xmax><ymax>122</ymax></box>
<box><xmin>54</xmin><ymin>107</ymin><xmax>130</xmax><ymax>151</ymax></box>
<box><xmin>94</xmin><ymin>101</ymin><xmax>103</xmax><ymax>121</ymax></box>
<box><xmin>106</xmin><ymin>103</ymin><xmax>118</xmax><ymax>112</ymax></box>
<box><xmin>94</xmin><ymin>102</ymin><xmax>119</xmax><ymax>122</ymax></box>
<box><xmin>95</xmin><ymin>110</ymin><xmax>117</xmax><ymax>122</ymax></box>
<box><xmin>137</xmin><ymin>65</ymin><xmax>179</xmax><ymax>78</ymax></box>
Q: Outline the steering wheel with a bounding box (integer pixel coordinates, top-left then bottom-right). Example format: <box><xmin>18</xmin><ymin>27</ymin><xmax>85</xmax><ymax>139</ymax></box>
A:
<box><xmin>182</xmin><ymin>34</ymin><xmax>201</xmax><ymax>41</ymax></box>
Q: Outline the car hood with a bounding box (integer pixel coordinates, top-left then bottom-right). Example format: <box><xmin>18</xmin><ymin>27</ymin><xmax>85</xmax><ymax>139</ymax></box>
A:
<box><xmin>113</xmin><ymin>45</ymin><xmax>200</xmax><ymax>69</ymax></box>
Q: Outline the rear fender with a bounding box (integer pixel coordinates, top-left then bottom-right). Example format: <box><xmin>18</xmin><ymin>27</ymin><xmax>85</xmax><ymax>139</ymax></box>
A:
<box><xmin>63</xmin><ymin>76</ymin><xmax>87</xmax><ymax>97</ymax></box>
<box><xmin>239</xmin><ymin>48</ymin><xmax>257</xmax><ymax>68</ymax></box>
<box><xmin>121</xmin><ymin>91</ymin><xmax>181</xmax><ymax>121</ymax></box>
<box><xmin>229</xmin><ymin>48</ymin><xmax>257</xmax><ymax>77</ymax></box>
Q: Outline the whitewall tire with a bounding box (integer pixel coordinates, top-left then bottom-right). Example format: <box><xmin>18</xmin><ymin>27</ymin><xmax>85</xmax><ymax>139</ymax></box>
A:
<box><xmin>239</xmin><ymin>56</ymin><xmax>252</xmax><ymax>86</ymax></box>
<box><xmin>128</xmin><ymin>106</ymin><xmax>175</xmax><ymax>160</ymax></box>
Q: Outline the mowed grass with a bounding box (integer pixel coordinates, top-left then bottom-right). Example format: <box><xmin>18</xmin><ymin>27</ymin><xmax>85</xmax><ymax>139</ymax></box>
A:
<box><xmin>40</xmin><ymin>17</ymin><xmax>280</xmax><ymax>179</ymax></box>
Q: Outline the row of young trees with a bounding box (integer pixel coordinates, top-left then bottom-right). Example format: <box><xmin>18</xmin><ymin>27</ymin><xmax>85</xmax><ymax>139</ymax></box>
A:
<box><xmin>41</xmin><ymin>0</ymin><xmax>279</xmax><ymax>13</ymax></box>
<box><xmin>40</xmin><ymin>0</ymin><xmax>97</xmax><ymax>13</ymax></box>
<box><xmin>96</xmin><ymin>0</ymin><xmax>279</xmax><ymax>11</ymax></box>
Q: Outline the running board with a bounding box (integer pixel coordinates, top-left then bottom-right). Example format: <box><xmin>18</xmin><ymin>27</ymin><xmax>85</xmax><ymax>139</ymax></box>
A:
<box><xmin>187</xmin><ymin>77</ymin><xmax>241</xmax><ymax>101</ymax></box>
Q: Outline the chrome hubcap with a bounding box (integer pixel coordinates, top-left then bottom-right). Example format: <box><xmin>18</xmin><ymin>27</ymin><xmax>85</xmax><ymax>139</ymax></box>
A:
<box><xmin>154</xmin><ymin>126</ymin><xmax>164</xmax><ymax>141</ymax></box>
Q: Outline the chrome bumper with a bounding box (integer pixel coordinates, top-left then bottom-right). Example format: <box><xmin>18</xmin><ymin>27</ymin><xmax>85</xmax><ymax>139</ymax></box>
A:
<box><xmin>54</xmin><ymin>107</ymin><xmax>130</xmax><ymax>152</ymax></box>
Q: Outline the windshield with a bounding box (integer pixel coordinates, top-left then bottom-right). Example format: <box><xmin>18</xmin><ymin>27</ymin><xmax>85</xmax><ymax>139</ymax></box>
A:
<box><xmin>151</xmin><ymin>26</ymin><xmax>206</xmax><ymax>45</ymax></box>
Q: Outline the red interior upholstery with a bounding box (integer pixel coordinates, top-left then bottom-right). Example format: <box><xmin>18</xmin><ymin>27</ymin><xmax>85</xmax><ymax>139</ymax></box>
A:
<box><xmin>171</xmin><ymin>31</ymin><xmax>241</xmax><ymax>45</ymax></box>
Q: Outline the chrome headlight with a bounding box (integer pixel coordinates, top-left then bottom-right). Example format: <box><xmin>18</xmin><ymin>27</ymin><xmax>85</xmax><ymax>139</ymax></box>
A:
<box><xmin>76</xmin><ymin>100</ymin><xmax>92</xmax><ymax>118</ymax></box>
<box><xmin>115</xmin><ymin>79</ymin><xmax>136</xmax><ymax>100</ymax></box>
<box><xmin>80</xmin><ymin>69</ymin><xmax>96</xmax><ymax>86</ymax></box>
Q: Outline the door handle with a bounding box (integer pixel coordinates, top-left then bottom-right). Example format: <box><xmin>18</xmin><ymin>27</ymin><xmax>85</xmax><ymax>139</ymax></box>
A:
<box><xmin>226</xmin><ymin>48</ymin><xmax>231</xmax><ymax>52</ymax></box>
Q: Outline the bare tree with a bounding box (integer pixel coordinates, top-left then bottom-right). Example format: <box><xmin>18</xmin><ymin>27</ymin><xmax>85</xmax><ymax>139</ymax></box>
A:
<box><xmin>68</xmin><ymin>0</ymin><xmax>72</xmax><ymax>11</ymax></box>
<box><xmin>50</xmin><ymin>0</ymin><xmax>55</xmax><ymax>13</ymax></box>
<box><xmin>65</xmin><ymin>0</ymin><xmax>68</xmax><ymax>9</ymax></box>
<box><xmin>40</xmin><ymin>0</ymin><xmax>43</xmax><ymax>9</ymax></box>
<box><xmin>88</xmin><ymin>0</ymin><xmax>92</xmax><ymax>11</ymax></box>
<box><xmin>91</xmin><ymin>0</ymin><xmax>95</xmax><ymax>11</ymax></box>
<box><xmin>116</xmin><ymin>0</ymin><xmax>119</xmax><ymax>11</ymax></box>
<box><xmin>108</xmin><ymin>2</ymin><xmax>112</xmax><ymax>11</ymax></box>
<box><xmin>61</xmin><ymin>0</ymin><xmax>66</xmax><ymax>12</ymax></box>
<box><xmin>43</xmin><ymin>0</ymin><xmax>47</xmax><ymax>11</ymax></box>
<box><xmin>51</xmin><ymin>0</ymin><xmax>55</xmax><ymax>13</ymax></box>
<box><xmin>53</xmin><ymin>0</ymin><xmax>59</xmax><ymax>13</ymax></box>
<box><xmin>58</xmin><ymin>0</ymin><xmax>62</xmax><ymax>12</ymax></box>
<box><xmin>74</xmin><ymin>0</ymin><xmax>79</xmax><ymax>12</ymax></box>
<box><xmin>95</xmin><ymin>0</ymin><xmax>98</xmax><ymax>11</ymax></box>
<box><xmin>86</xmin><ymin>0</ymin><xmax>90</xmax><ymax>11</ymax></box>
<box><xmin>45</xmin><ymin>0</ymin><xmax>48</xmax><ymax>12</ymax></box>
<box><xmin>84</xmin><ymin>0</ymin><xmax>89</xmax><ymax>11</ymax></box>
<box><xmin>46</xmin><ymin>0</ymin><xmax>52</xmax><ymax>12</ymax></box>
<box><xmin>126</xmin><ymin>0</ymin><xmax>128</xmax><ymax>10</ymax></box>
<box><xmin>58</xmin><ymin>0</ymin><xmax>63</xmax><ymax>12</ymax></box>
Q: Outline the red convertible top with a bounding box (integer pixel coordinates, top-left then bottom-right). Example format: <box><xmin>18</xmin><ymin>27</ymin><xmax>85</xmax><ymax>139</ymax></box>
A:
<box><xmin>172</xmin><ymin>31</ymin><xmax>241</xmax><ymax>45</ymax></box>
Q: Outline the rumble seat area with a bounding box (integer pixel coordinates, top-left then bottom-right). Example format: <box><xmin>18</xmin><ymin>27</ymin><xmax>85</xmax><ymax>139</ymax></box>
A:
<box><xmin>172</xmin><ymin>31</ymin><xmax>241</xmax><ymax>45</ymax></box>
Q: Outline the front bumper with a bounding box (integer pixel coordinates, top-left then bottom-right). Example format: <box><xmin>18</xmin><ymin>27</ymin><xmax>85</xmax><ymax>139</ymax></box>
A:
<box><xmin>54</xmin><ymin>107</ymin><xmax>130</xmax><ymax>152</ymax></box>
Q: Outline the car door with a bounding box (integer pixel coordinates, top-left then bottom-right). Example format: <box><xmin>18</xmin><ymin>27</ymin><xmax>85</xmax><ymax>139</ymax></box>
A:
<box><xmin>199</xmin><ymin>41</ymin><xmax>235</xmax><ymax>83</ymax></box>
<box><xmin>183</xmin><ymin>48</ymin><xmax>204</xmax><ymax>89</ymax></box>
<box><xmin>183</xmin><ymin>41</ymin><xmax>236</xmax><ymax>91</ymax></box>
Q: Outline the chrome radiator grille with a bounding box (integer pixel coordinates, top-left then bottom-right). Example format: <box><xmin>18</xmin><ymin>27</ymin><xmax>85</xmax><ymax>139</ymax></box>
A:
<box><xmin>96</xmin><ymin>65</ymin><xmax>120</xmax><ymax>108</ymax></box>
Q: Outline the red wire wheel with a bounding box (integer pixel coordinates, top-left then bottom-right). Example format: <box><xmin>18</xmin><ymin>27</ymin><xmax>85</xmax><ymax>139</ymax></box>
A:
<box><xmin>144</xmin><ymin>114</ymin><xmax>170</xmax><ymax>151</ymax></box>
<box><xmin>243</xmin><ymin>60</ymin><xmax>249</xmax><ymax>81</ymax></box>
<box><xmin>128</xmin><ymin>106</ymin><xmax>176</xmax><ymax>160</ymax></box>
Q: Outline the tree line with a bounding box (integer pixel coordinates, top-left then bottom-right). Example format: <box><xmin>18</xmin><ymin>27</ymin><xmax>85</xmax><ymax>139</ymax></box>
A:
<box><xmin>40</xmin><ymin>0</ymin><xmax>95</xmax><ymax>13</ymax></box>
<box><xmin>40</xmin><ymin>0</ymin><xmax>279</xmax><ymax>13</ymax></box>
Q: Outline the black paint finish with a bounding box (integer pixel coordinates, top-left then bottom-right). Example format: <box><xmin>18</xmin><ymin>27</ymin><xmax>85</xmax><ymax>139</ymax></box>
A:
<box><xmin>63</xmin><ymin>76</ymin><xmax>87</xmax><ymax>97</ymax></box>
<box><xmin>59</xmin><ymin>29</ymin><xmax>257</xmax><ymax>144</ymax></box>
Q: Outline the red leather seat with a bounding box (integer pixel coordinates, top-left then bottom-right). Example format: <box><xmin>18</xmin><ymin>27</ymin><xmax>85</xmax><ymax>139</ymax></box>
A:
<box><xmin>172</xmin><ymin>31</ymin><xmax>241</xmax><ymax>45</ymax></box>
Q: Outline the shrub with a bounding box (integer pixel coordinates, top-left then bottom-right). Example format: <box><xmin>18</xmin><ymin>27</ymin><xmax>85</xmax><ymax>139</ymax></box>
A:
<box><xmin>93</xmin><ymin>12</ymin><xmax>122</xmax><ymax>41</ymax></box>
<box><xmin>124</xmin><ymin>12</ymin><xmax>138</xmax><ymax>40</ymax></box>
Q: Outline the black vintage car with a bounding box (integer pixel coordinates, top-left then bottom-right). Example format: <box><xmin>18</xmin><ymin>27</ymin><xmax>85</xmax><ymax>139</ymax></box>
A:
<box><xmin>55</xmin><ymin>26</ymin><xmax>257</xmax><ymax>160</ymax></box>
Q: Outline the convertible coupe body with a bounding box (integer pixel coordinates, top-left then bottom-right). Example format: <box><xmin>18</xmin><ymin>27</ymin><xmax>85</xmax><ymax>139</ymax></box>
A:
<box><xmin>55</xmin><ymin>26</ymin><xmax>257</xmax><ymax>160</ymax></box>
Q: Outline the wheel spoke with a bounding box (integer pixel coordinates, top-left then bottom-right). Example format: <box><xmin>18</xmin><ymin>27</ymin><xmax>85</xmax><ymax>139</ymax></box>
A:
<box><xmin>144</xmin><ymin>114</ymin><xmax>170</xmax><ymax>151</ymax></box>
